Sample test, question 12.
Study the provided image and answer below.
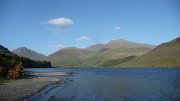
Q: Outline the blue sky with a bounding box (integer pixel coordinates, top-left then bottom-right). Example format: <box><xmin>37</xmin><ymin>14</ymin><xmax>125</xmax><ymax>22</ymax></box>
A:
<box><xmin>0</xmin><ymin>0</ymin><xmax>180</xmax><ymax>55</ymax></box>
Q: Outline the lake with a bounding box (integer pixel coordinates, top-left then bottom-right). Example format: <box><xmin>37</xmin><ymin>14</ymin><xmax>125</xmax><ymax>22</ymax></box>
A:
<box><xmin>24</xmin><ymin>68</ymin><xmax>180</xmax><ymax>101</ymax></box>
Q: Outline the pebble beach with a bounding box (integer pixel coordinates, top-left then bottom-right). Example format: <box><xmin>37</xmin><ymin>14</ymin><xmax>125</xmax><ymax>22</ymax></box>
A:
<box><xmin>0</xmin><ymin>72</ymin><xmax>64</xmax><ymax>101</ymax></box>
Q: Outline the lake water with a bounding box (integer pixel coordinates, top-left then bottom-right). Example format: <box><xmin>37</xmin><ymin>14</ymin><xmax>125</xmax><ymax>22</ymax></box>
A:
<box><xmin>24</xmin><ymin>68</ymin><xmax>180</xmax><ymax>101</ymax></box>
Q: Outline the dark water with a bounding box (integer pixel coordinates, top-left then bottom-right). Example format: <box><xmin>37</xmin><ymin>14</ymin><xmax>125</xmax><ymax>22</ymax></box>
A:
<box><xmin>24</xmin><ymin>68</ymin><xmax>180</xmax><ymax>101</ymax></box>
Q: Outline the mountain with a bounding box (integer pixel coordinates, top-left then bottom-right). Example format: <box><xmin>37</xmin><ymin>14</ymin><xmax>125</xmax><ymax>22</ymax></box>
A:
<box><xmin>47</xmin><ymin>47</ymin><xmax>85</xmax><ymax>67</ymax></box>
<box><xmin>46</xmin><ymin>39</ymin><xmax>155</xmax><ymax>67</ymax></box>
<box><xmin>106</xmin><ymin>39</ymin><xmax>155</xmax><ymax>48</ymax></box>
<box><xmin>12</xmin><ymin>47</ymin><xmax>46</xmax><ymax>60</ymax></box>
<box><xmin>80</xmin><ymin>39</ymin><xmax>155</xmax><ymax>67</ymax></box>
<box><xmin>118</xmin><ymin>37</ymin><xmax>180</xmax><ymax>67</ymax></box>
<box><xmin>85</xmin><ymin>44</ymin><xmax>105</xmax><ymax>51</ymax></box>
<box><xmin>0</xmin><ymin>45</ymin><xmax>51</xmax><ymax>78</ymax></box>
<box><xmin>0</xmin><ymin>45</ymin><xmax>12</xmax><ymax>54</ymax></box>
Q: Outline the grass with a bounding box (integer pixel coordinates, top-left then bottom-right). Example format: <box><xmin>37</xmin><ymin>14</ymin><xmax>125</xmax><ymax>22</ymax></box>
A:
<box><xmin>100</xmin><ymin>55</ymin><xmax>137</xmax><ymax>67</ymax></box>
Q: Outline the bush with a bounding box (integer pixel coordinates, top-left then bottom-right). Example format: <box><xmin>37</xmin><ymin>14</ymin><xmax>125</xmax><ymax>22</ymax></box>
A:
<box><xmin>0</xmin><ymin>67</ymin><xmax>8</xmax><ymax>77</ymax></box>
<box><xmin>8</xmin><ymin>62</ymin><xmax>24</xmax><ymax>79</ymax></box>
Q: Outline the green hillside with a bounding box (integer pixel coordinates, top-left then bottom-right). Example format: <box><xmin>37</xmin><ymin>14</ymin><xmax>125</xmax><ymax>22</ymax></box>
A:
<box><xmin>100</xmin><ymin>56</ymin><xmax>137</xmax><ymax>67</ymax></box>
<box><xmin>118</xmin><ymin>37</ymin><xmax>180</xmax><ymax>67</ymax></box>
<box><xmin>47</xmin><ymin>47</ymin><xmax>84</xmax><ymax>67</ymax></box>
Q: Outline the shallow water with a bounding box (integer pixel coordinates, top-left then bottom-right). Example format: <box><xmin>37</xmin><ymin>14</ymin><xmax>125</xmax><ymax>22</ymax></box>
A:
<box><xmin>24</xmin><ymin>68</ymin><xmax>180</xmax><ymax>101</ymax></box>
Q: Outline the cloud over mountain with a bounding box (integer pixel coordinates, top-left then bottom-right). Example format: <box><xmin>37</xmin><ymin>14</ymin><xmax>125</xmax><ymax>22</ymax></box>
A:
<box><xmin>75</xmin><ymin>36</ymin><xmax>91</xmax><ymax>42</ymax></box>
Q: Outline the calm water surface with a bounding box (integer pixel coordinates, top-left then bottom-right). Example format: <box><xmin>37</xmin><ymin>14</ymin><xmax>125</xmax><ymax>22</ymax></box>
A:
<box><xmin>24</xmin><ymin>68</ymin><xmax>180</xmax><ymax>101</ymax></box>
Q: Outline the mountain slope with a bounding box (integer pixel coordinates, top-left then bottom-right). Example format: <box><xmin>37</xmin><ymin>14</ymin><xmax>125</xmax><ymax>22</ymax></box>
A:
<box><xmin>47</xmin><ymin>47</ymin><xmax>85</xmax><ymax>67</ymax></box>
<box><xmin>118</xmin><ymin>37</ymin><xmax>180</xmax><ymax>67</ymax></box>
<box><xmin>12</xmin><ymin>47</ymin><xmax>46</xmax><ymax>60</ymax></box>
<box><xmin>46</xmin><ymin>39</ymin><xmax>155</xmax><ymax>67</ymax></box>
<box><xmin>0</xmin><ymin>45</ymin><xmax>12</xmax><ymax>54</ymax></box>
<box><xmin>100</xmin><ymin>55</ymin><xmax>137</xmax><ymax>67</ymax></box>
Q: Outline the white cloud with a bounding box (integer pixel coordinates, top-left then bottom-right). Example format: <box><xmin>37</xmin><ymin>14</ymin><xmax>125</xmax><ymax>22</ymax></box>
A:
<box><xmin>47</xmin><ymin>17</ymin><xmax>74</xmax><ymax>30</ymax></box>
<box><xmin>114</xmin><ymin>26</ymin><xmax>122</xmax><ymax>31</ymax></box>
<box><xmin>49</xmin><ymin>44</ymin><xmax>64</xmax><ymax>50</ymax></box>
<box><xmin>75</xmin><ymin>36</ymin><xmax>91</xmax><ymax>42</ymax></box>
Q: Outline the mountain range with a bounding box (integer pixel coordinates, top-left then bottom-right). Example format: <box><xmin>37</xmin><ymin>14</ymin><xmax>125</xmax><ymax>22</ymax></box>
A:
<box><xmin>12</xmin><ymin>39</ymin><xmax>156</xmax><ymax>67</ymax></box>
<box><xmin>11</xmin><ymin>37</ymin><xmax>180</xmax><ymax>67</ymax></box>
<box><xmin>47</xmin><ymin>39</ymin><xmax>154</xmax><ymax>67</ymax></box>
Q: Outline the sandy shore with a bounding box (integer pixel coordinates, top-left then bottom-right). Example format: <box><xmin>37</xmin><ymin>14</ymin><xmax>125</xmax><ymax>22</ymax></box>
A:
<box><xmin>33</xmin><ymin>71</ymin><xmax>72</xmax><ymax>76</ymax></box>
<box><xmin>0</xmin><ymin>72</ymin><xmax>65</xmax><ymax>101</ymax></box>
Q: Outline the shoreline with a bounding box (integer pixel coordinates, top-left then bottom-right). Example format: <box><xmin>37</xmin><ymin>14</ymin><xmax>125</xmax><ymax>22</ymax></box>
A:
<box><xmin>0</xmin><ymin>72</ymin><xmax>64</xmax><ymax>101</ymax></box>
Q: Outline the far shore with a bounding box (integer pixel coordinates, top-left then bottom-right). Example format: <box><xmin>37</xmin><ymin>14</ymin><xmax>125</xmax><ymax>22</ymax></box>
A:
<box><xmin>0</xmin><ymin>71</ymin><xmax>70</xmax><ymax>101</ymax></box>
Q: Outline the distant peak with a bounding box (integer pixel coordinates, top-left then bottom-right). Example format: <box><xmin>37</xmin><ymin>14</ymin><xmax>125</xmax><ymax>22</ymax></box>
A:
<box><xmin>12</xmin><ymin>46</ymin><xmax>45</xmax><ymax>60</ymax></box>
<box><xmin>87</xmin><ymin>44</ymin><xmax>105</xmax><ymax>48</ymax></box>
<box><xmin>18</xmin><ymin>47</ymin><xmax>29</xmax><ymax>50</ymax></box>
<box><xmin>85</xmin><ymin>44</ymin><xmax>105</xmax><ymax>51</ymax></box>
<box><xmin>107</xmin><ymin>39</ymin><xmax>131</xmax><ymax>44</ymax></box>
<box><xmin>107</xmin><ymin>39</ymin><xmax>134</xmax><ymax>45</ymax></box>
<box><xmin>64</xmin><ymin>46</ymin><xmax>78</xmax><ymax>49</ymax></box>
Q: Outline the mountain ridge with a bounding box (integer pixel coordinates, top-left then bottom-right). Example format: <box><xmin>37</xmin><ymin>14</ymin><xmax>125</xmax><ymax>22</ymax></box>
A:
<box><xmin>12</xmin><ymin>47</ymin><xmax>46</xmax><ymax>61</ymax></box>
<box><xmin>46</xmin><ymin>39</ymin><xmax>155</xmax><ymax>67</ymax></box>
